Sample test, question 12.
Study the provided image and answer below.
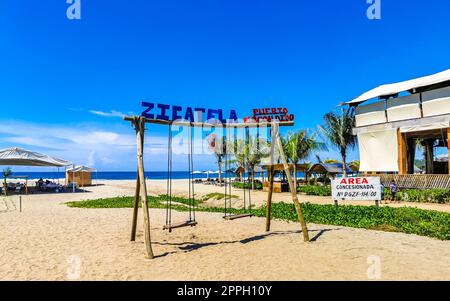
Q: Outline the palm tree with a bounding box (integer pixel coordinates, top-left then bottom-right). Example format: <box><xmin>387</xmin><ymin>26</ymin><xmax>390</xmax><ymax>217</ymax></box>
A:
<box><xmin>207</xmin><ymin>134</ymin><xmax>228</xmax><ymax>183</ymax></box>
<box><xmin>230</xmin><ymin>136</ymin><xmax>268</xmax><ymax>189</ymax></box>
<box><xmin>318</xmin><ymin>107</ymin><xmax>357</xmax><ymax>177</ymax></box>
<box><xmin>246</xmin><ymin>136</ymin><xmax>268</xmax><ymax>190</ymax></box>
<box><xmin>3</xmin><ymin>167</ymin><xmax>12</xmax><ymax>196</ymax></box>
<box><xmin>230</xmin><ymin>139</ymin><xmax>246</xmax><ymax>182</ymax></box>
<box><xmin>283</xmin><ymin>130</ymin><xmax>327</xmax><ymax>188</ymax></box>
<box><xmin>315</xmin><ymin>154</ymin><xmax>323</xmax><ymax>164</ymax></box>
<box><xmin>349</xmin><ymin>160</ymin><xmax>360</xmax><ymax>172</ymax></box>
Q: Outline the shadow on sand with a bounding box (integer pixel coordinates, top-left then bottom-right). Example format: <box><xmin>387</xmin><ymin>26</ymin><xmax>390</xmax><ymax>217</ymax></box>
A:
<box><xmin>150</xmin><ymin>228</ymin><xmax>339</xmax><ymax>258</ymax></box>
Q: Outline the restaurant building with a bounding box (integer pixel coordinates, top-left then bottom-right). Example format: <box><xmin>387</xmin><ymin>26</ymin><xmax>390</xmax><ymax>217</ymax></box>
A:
<box><xmin>347</xmin><ymin>69</ymin><xmax>450</xmax><ymax>188</ymax></box>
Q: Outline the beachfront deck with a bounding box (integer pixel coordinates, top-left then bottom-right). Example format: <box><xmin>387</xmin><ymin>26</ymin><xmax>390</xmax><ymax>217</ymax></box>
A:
<box><xmin>380</xmin><ymin>174</ymin><xmax>450</xmax><ymax>189</ymax></box>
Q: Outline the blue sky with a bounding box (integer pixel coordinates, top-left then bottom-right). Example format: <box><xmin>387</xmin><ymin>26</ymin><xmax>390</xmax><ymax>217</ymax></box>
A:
<box><xmin>1</xmin><ymin>1</ymin><xmax>450</xmax><ymax>171</ymax></box>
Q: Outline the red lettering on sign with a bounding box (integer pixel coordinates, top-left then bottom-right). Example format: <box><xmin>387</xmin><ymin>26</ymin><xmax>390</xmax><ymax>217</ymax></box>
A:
<box><xmin>339</xmin><ymin>177</ymin><xmax>369</xmax><ymax>184</ymax></box>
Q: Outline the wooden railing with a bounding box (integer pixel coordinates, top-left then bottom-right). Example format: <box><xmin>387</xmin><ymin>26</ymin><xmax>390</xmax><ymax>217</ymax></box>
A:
<box><xmin>380</xmin><ymin>174</ymin><xmax>450</xmax><ymax>190</ymax></box>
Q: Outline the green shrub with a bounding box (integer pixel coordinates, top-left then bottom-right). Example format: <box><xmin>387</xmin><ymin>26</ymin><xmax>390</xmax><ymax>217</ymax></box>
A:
<box><xmin>384</xmin><ymin>188</ymin><xmax>450</xmax><ymax>204</ymax></box>
<box><xmin>67</xmin><ymin>195</ymin><xmax>450</xmax><ymax>240</ymax></box>
<box><xmin>298</xmin><ymin>185</ymin><xmax>332</xmax><ymax>196</ymax></box>
<box><xmin>232</xmin><ymin>181</ymin><xmax>262</xmax><ymax>190</ymax></box>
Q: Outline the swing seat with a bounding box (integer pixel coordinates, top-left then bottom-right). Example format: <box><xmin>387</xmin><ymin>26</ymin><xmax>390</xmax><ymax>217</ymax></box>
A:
<box><xmin>222</xmin><ymin>213</ymin><xmax>253</xmax><ymax>220</ymax></box>
<box><xmin>163</xmin><ymin>220</ymin><xmax>198</xmax><ymax>232</ymax></box>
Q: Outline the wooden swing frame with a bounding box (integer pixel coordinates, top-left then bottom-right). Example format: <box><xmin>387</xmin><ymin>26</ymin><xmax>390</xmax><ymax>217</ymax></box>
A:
<box><xmin>125</xmin><ymin>115</ymin><xmax>309</xmax><ymax>259</ymax></box>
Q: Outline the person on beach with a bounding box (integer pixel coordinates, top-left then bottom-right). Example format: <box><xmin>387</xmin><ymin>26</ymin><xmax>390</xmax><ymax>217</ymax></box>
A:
<box><xmin>380</xmin><ymin>182</ymin><xmax>385</xmax><ymax>203</ymax></box>
<box><xmin>389</xmin><ymin>180</ymin><xmax>399</xmax><ymax>203</ymax></box>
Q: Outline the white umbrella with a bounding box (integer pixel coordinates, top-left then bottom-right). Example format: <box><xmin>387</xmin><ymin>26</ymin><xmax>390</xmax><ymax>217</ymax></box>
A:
<box><xmin>203</xmin><ymin>170</ymin><xmax>216</xmax><ymax>179</ymax></box>
<box><xmin>191</xmin><ymin>170</ymin><xmax>203</xmax><ymax>174</ymax></box>
<box><xmin>0</xmin><ymin>147</ymin><xmax>72</xmax><ymax>167</ymax></box>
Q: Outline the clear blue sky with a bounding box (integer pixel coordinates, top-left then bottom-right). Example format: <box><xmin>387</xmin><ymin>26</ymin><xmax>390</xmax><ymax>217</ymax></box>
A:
<box><xmin>1</xmin><ymin>1</ymin><xmax>450</xmax><ymax>171</ymax></box>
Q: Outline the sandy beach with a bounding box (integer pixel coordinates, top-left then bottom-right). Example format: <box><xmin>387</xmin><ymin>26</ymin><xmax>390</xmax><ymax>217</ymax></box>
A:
<box><xmin>0</xmin><ymin>179</ymin><xmax>449</xmax><ymax>281</ymax></box>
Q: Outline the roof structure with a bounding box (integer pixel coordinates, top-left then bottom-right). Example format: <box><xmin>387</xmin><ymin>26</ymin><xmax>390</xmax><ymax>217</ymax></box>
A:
<box><xmin>347</xmin><ymin>69</ymin><xmax>450</xmax><ymax>105</ymax></box>
<box><xmin>66</xmin><ymin>165</ymin><xmax>96</xmax><ymax>172</ymax></box>
<box><xmin>308</xmin><ymin>163</ymin><xmax>354</xmax><ymax>174</ymax></box>
<box><xmin>259</xmin><ymin>163</ymin><xmax>310</xmax><ymax>172</ymax></box>
<box><xmin>0</xmin><ymin>147</ymin><xmax>72</xmax><ymax>167</ymax></box>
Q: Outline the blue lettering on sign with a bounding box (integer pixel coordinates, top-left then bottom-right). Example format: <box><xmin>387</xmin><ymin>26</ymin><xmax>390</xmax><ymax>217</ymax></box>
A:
<box><xmin>229</xmin><ymin>110</ymin><xmax>238</xmax><ymax>121</ymax></box>
<box><xmin>141</xmin><ymin>102</ymin><xmax>155</xmax><ymax>119</ymax></box>
<box><xmin>194</xmin><ymin>108</ymin><xmax>206</xmax><ymax>121</ymax></box>
<box><xmin>156</xmin><ymin>103</ymin><xmax>170</xmax><ymax>120</ymax></box>
<box><xmin>207</xmin><ymin>109</ymin><xmax>218</xmax><ymax>120</ymax></box>
<box><xmin>141</xmin><ymin>102</ymin><xmax>238</xmax><ymax>123</ymax></box>
<box><xmin>184</xmin><ymin>107</ymin><xmax>194</xmax><ymax>122</ymax></box>
<box><xmin>172</xmin><ymin>105</ymin><xmax>183</xmax><ymax>121</ymax></box>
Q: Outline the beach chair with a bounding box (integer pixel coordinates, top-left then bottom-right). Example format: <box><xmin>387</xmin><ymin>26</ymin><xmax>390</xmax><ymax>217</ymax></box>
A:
<box><xmin>67</xmin><ymin>182</ymin><xmax>78</xmax><ymax>192</ymax></box>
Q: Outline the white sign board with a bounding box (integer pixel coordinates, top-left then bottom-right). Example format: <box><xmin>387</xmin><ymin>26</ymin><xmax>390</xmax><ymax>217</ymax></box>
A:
<box><xmin>331</xmin><ymin>177</ymin><xmax>381</xmax><ymax>201</ymax></box>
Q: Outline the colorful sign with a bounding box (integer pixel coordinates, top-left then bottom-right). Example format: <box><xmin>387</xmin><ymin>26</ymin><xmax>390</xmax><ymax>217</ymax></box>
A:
<box><xmin>244</xmin><ymin>107</ymin><xmax>294</xmax><ymax>123</ymax></box>
<box><xmin>141</xmin><ymin>102</ymin><xmax>238</xmax><ymax>123</ymax></box>
<box><xmin>331</xmin><ymin>177</ymin><xmax>381</xmax><ymax>201</ymax></box>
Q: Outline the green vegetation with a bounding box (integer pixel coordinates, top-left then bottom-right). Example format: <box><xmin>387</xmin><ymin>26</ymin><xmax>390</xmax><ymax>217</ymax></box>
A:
<box><xmin>67</xmin><ymin>195</ymin><xmax>450</xmax><ymax>240</ymax></box>
<box><xmin>318</xmin><ymin>107</ymin><xmax>356</xmax><ymax>177</ymax></box>
<box><xmin>200</xmin><ymin>192</ymin><xmax>238</xmax><ymax>201</ymax></box>
<box><xmin>2</xmin><ymin>167</ymin><xmax>12</xmax><ymax>196</ymax></box>
<box><xmin>298</xmin><ymin>185</ymin><xmax>332</xmax><ymax>196</ymax></box>
<box><xmin>232</xmin><ymin>181</ymin><xmax>262</xmax><ymax>190</ymax></box>
<box><xmin>282</xmin><ymin>130</ymin><xmax>326</xmax><ymax>187</ymax></box>
<box><xmin>384</xmin><ymin>188</ymin><xmax>450</xmax><ymax>204</ymax></box>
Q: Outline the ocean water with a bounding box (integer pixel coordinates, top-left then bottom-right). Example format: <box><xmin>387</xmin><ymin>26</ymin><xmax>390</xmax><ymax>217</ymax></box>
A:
<box><xmin>10</xmin><ymin>171</ymin><xmax>203</xmax><ymax>180</ymax></box>
<box><xmin>10</xmin><ymin>171</ymin><xmax>306</xmax><ymax>181</ymax></box>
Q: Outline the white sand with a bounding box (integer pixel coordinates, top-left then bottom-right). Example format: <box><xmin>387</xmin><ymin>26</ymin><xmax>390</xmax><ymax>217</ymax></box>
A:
<box><xmin>0</xmin><ymin>180</ymin><xmax>449</xmax><ymax>280</ymax></box>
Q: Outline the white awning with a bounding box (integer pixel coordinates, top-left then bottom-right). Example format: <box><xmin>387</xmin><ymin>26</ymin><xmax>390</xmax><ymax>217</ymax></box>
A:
<box><xmin>358</xmin><ymin>129</ymin><xmax>399</xmax><ymax>172</ymax></box>
<box><xmin>347</xmin><ymin>69</ymin><xmax>450</xmax><ymax>105</ymax></box>
<box><xmin>66</xmin><ymin>165</ymin><xmax>96</xmax><ymax>173</ymax></box>
<box><xmin>400</xmin><ymin>121</ymin><xmax>450</xmax><ymax>133</ymax></box>
<box><xmin>0</xmin><ymin>147</ymin><xmax>72</xmax><ymax>167</ymax></box>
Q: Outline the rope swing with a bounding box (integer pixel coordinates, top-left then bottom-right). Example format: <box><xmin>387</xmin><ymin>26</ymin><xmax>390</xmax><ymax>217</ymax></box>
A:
<box><xmin>164</xmin><ymin>123</ymin><xmax>198</xmax><ymax>232</ymax></box>
<box><xmin>223</xmin><ymin>125</ymin><xmax>253</xmax><ymax>220</ymax></box>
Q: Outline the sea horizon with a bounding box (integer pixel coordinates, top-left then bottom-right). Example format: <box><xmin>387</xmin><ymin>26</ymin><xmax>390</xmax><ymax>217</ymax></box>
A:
<box><xmin>8</xmin><ymin>171</ymin><xmax>304</xmax><ymax>181</ymax></box>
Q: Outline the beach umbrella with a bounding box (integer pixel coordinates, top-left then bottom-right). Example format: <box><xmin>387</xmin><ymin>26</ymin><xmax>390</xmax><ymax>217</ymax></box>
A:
<box><xmin>203</xmin><ymin>170</ymin><xmax>216</xmax><ymax>178</ymax></box>
<box><xmin>191</xmin><ymin>170</ymin><xmax>203</xmax><ymax>179</ymax></box>
<box><xmin>0</xmin><ymin>147</ymin><xmax>72</xmax><ymax>167</ymax></box>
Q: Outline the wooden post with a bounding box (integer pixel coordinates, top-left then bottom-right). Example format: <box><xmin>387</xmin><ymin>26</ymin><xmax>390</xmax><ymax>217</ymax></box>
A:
<box><xmin>19</xmin><ymin>196</ymin><xmax>22</xmax><ymax>212</ymax></box>
<box><xmin>265</xmin><ymin>166</ymin><xmax>274</xmax><ymax>232</ymax></box>
<box><xmin>273</xmin><ymin>122</ymin><xmax>310</xmax><ymax>242</ymax></box>
<box><xmin>130</xmin><ymin>171</ymin><xmax>140</xmax><ymax>241</ymax></box>
<box><xmin>135</xmin><ymin>117</ymin><xmax>154</xmax><ymax>259</ymax></box>
<box><xmin>424</xmin><ymin>138</ymin><xmax>435</xmax><ymax>174</ymax></box>
<box><xmin>397</xmin><ymin>129</ymin><xmax>407</xmax><ymax>175</ymax></box>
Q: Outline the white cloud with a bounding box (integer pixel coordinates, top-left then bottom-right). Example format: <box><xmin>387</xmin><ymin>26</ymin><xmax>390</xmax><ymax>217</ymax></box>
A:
<box><xmin>88</xmin><ymin>110</ymin><xmax>126</xmax><ymax>118</ymax></box>
<box><xmin>0</xmin><ymin>120</ymin><xmax>217</xmax><ymax>171</ymax></box>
